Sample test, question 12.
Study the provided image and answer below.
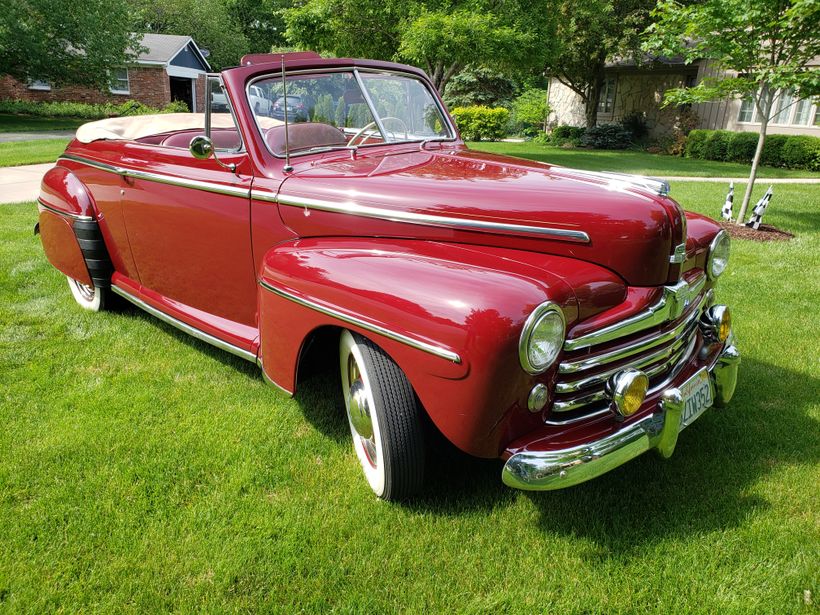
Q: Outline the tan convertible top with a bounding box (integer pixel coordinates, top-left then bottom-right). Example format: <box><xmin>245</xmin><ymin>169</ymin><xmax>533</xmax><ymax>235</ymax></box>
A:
<box><xmin>75</xmin><ymin>113</ymin><xmax>283</xmax><ymax>143</ymax></box>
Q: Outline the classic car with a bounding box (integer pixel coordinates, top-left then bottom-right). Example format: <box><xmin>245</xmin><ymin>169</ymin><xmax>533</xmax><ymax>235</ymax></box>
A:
<box><xmin>36</xmin><ymin>51</ymin><xmax>739</xmax><ymax>501</ymax></box>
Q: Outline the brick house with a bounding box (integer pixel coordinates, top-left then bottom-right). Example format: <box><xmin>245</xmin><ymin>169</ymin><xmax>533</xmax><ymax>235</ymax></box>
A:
<box><xmin>547</xmin><ymin>55</ymin><xmax>820</xmax><ymax>139</ymax></box>
<box><xmin>0</xmin><ymin>34</ymin><xmax>211</xmax><ymax>112</ymax></box>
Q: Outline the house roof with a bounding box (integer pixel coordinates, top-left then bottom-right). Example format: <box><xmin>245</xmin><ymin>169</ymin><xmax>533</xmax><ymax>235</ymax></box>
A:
<box><xmin>136</xmin><ymin>34</ymin><xmax>210</xmax><ymax>70</ymax></box>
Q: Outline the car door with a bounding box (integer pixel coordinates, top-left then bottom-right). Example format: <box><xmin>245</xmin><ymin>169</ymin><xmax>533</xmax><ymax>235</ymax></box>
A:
<box><xmin>119</xmin><ymin>77</ymin><xmax>258</xmax><ymax>330</ymax></box>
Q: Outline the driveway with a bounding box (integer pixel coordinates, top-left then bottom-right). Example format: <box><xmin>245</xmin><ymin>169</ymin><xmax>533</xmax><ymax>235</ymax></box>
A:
<box><xmin>0</xmin><ymin>163</ymin><xmax>53</xmax><ymax>204</ymax></box>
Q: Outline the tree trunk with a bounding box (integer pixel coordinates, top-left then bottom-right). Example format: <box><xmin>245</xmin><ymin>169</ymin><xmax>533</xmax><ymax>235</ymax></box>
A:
<box><xmin>437</xmin><ymin>62</ymin><xmax>461</xmax><ymax>95</ymax></box>
<box><xmin>583</xmin><ymin>60</ymin><xmax>606</xmax><ymax>128</ymax></box>
<box><xmin>736</xmin><ymin>89</ymin><xmax>774</xmax><ymax>224</ymax></box>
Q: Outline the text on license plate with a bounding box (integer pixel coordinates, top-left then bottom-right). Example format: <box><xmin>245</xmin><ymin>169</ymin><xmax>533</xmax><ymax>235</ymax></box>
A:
<box><xmin>679</xmin><ymin>368</ymin><xmax>713</xmax><ymax>429</ymax></box>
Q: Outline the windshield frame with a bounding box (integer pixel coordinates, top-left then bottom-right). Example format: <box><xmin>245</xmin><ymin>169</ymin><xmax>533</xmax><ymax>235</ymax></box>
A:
<box><xmin>245</xmin><ymin>66</ymin><xmax>458</xmax><ymax>160</ymax></box>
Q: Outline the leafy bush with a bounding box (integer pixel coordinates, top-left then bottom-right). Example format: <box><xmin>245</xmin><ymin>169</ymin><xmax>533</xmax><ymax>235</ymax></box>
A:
<box><xmin>726</xmin><ymin>132</ymin><xmax>758</xmax><ymax>163</ymax></box>
<box><xmin>760</xmin><ymin>134</ymin><xmax>788</xmax><ymax>167</ymax></box>
<box><xmin>703</xmin><ymin>130</ymin><xmax>731</xmax><ymax>161</ymax></box>
<box><xmin>621</xmin><ymin>111</ymin><xmax>648</xmax><ymax>142</ymax></box>
<box><xmin>547</xmin><ymin>124</ymin><xmax>585</xmax><ymax>146</ymax></box>
<box><xmin>781</xmin><ymin>136</ymin><xmax>820</xmax><ymax>171</ymax></box>
<box><xmin>451</xmin><ymin>106</ymin><xmax>510</xmax><ymax>141</ymax></box>
<box><xmin>0</xmin><ymin>98</ymin><xmax>190</xmax><ymax>119</ymax></box>
<box><xmin>685</xmin><ymin>129</ymin><xmax>710</xmax><ymax>159</ymax></box>
<box><xmin>511</xmin><ymin>89</ymin><xmax>549</xmax><ymax>137</ymax></box>
<box><xmin>581</xmin><ymin>123</ymin><xmax>632</xmax><ymax>149</ymax></box>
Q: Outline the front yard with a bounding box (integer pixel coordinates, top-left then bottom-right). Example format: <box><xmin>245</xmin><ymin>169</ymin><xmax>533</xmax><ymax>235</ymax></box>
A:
<box><xmin>0</xmin><ymin>181</ymin><xmax>817</xmax><ymax>612</ymax></box>
<box><xmin>471</xmin><ymin>141</ymin><xmax>820</xmax><ymax>179</ymax></box>
<box><xmin>0</xmin><ymin>139</ymin><xmax>72</xmax><ymax>167</ymax></box>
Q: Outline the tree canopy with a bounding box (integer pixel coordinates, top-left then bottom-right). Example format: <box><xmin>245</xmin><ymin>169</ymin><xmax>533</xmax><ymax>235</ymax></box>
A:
<box><xmin>643</xmin><ymin>0</ymin><xmax>820</xmax><ymax>222</ymax></box>
<box><xmin>0</xmin><ymin>0</ymin><xmax>142</xmax><ymax>88</ymax></box>
<box><xmin>545</xmin><ymin>0</ymin><xmax>655</xmax><ymax>127</ymax></box>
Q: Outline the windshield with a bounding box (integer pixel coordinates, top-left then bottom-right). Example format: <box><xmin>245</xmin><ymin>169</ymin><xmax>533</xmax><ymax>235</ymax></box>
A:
<box><xmin>248</xmin><ymin>69</ymin><xmax>453</xmax><ymax>157</ymax></box>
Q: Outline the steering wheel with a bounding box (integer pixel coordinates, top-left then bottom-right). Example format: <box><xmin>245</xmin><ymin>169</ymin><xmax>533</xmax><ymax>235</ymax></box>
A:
<box><xmin>348</xmin><ymin>116</ymin><xmax>409</xmax><ymax>146</ymax></box>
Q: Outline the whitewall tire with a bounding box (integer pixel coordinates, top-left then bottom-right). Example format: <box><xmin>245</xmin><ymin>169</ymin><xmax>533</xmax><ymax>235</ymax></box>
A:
<box><xmin>339</xmin><ymin>330</ymin><xmax>425</xmax><ymax>500</ymax></box>
<box><xmin>66</xmin><ymin>276</ymin><xmax>105</xmax><ymax>312</ymax></box>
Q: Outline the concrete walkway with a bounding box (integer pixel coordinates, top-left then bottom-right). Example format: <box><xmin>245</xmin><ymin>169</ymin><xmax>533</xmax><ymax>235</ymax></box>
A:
<box><xmin>0</xmin><ymin>131</ymin><xmax>75</xmax><ymax>142</ymax></box>
<box><xmin>664</xmin><ymin>176</ymin><xmax>820</xmax><ymax>184</ymax></box>
<box><xmin>0</xmin><ymin>163</ymin><xmax>53</xmax><ymax>204</ymax></box>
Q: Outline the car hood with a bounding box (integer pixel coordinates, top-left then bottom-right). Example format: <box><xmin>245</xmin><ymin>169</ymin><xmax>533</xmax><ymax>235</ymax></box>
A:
<box><xmin>276</xmin><ymin>145</ymin><xmax>686</xmax><ymax>287</ymax></box>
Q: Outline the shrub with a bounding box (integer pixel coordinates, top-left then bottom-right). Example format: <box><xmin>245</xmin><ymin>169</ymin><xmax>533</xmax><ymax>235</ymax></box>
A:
<box><xmin>511</xmin><ymin>89</ymin><xmax>550</xmax><ymax>137</ymax></box>
<box><xmin>548</xmin><ymin>124</ymin><xmax>586</xmax><ymax>146</ymax></box>
<box><xmin>621</xmin><ymin>111</ymin><xmax>648</xmax><ymax>142</ymax></box>
<box><xmin>726</xmin><ymin>132</ymin><xmax>759</xmax><ymax>163</ymax></box>
<box><xmin>0</xmin><ymin>98</ymin><xmax>190</xmax><ymax>119</ymax></box>
<box><xmin>703</xmin><ymin>130</ymin><xmax>731</xmax><ymax>161</ymax></box>
<box><xmin>581</xmin><ymin>123</ymin><xmax>632</xmax><ymax>149</ymax></box>
<box><xmin>760</xmin><ymin>134</ymin><xmax>788</xmax><ymax>167</ymax></box>
<box><xmin>451</xmin><ymin>106</ymin><xmax>510</xmax><ymax>141</ymax></box>
<box><xmin>781</xmin><ymin>136</ymin><xmax>820</xmax><ymax>171</ymax></box>
<box><xmin>684</xmin><ymin>129</ymin><xmax>709</xmax><ymax>158</ymax></box>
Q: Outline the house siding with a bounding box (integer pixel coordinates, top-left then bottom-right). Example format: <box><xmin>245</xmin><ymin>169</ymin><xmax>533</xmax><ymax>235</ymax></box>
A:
<box><xmin>0</xmin><ymin>67</ymin><xmax>172</xmax><ymax>108</ymax></box>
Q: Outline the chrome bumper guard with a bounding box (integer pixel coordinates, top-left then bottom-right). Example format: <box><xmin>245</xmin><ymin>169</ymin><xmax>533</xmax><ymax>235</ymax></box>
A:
<box><xmin>502</xmin><ymin>342</ymin><xmax>740</xmax><ymax>491</ymax></box>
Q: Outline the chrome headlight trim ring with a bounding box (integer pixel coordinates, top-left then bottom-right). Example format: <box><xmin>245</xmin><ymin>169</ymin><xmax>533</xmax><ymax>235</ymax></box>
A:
<box><xmin>519</xmin><ymin>301</ymin><xmax>566</xmax><ymax>375</ymax></box>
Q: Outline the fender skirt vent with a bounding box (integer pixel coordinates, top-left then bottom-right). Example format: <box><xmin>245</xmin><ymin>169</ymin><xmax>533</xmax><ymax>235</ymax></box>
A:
<box><xmin>72</xmin><ymin>219</ymin><xmax>113</xmax><ymax>288</ymax></box>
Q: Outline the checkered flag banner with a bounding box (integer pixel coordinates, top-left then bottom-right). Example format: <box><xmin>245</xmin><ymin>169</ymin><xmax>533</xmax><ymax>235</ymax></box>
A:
<box><xmin>746</xmin><ymin>186</ymin><xmax>773</xmax><ymax>230</ymax></box>
<box><xmin>721</xmin><ymin>182</ymin><xmax>734</xmax><ymax>221</ymax></box>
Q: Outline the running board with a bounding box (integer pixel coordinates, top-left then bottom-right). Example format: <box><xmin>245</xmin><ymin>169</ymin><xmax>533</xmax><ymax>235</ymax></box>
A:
<box><xmin>111</xmin><ymin>284</ymin><xmax>257</xmax><ymax>363</ymax></box>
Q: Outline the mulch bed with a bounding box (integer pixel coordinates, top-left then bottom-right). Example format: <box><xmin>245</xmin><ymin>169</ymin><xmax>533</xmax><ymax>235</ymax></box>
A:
<box><xmin>718</xmin><ymin>220</ymin><xmax>795</xmax><ymax>242</ymax></box>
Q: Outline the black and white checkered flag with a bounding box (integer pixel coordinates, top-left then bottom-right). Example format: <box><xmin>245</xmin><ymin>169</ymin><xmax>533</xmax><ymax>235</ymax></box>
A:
<box><xmin>746</xmin><ymin>186</ymin><xmax>773</xmax><ymax>230</ymax></box>
<box><xmin>721</xmin><ymin>182</ymin><xmax>734</xmax><ymax>221</ymax></box>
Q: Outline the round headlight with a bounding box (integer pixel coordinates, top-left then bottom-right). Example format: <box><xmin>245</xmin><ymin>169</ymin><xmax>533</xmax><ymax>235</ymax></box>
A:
<box><xmin>706</xmin><ymin>230</ymin><xmax>730</xmax><ymax>280</ymax></box>
<box><xmin>519</xmin><ymin>302</ymin><xmax>566</xmax><ymax>374</ymax></box>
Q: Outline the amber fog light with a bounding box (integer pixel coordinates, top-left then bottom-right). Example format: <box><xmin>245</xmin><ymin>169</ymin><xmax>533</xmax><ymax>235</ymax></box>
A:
<box><xmin>610</xmin><ymin>369</ymin><xmax>649</xmax><ymax>418</ymax></box>
<box><xmin>701</xmin><ymin>305</ymin><xmax>731</xmax><ymax>343</ymax></box>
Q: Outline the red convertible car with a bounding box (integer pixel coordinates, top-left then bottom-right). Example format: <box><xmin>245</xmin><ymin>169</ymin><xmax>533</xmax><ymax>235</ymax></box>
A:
<box><xmin>36</xmin><ymin>52</ymin><xmax>739</xmax><ymax>500</ymax></box>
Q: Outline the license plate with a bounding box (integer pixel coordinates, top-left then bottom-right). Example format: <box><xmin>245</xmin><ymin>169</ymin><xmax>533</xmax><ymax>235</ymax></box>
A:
<box><xmin>679</xmin><ymin>368</ymin><xmax>714</xmax><ymax>430</ymax></box>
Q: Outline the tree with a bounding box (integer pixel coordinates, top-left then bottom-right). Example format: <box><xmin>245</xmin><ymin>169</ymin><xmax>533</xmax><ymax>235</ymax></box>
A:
<box><xmin>512</xmin><ymin>88</ymin><xmax>551</xmax><ymax>135</ymax></box>
<box><xmin>643</xmin><ymin>0</ymin><xmax>820</xmax><ymax>224</ymax></box>
<box><xmin>285</xmin><ymin>0</ymin><xmax>557</xmax><ymax>93</ymax></box>
<box><xmin>133</xmin><ymin>0</ymin><xmax>250</xmax><ymax>70</ymax></box>
<box><xmin>546</xmin><ymin>0</ymin><xmax>655</xmax><ymax>128</ymax></box>
<box><xmin>229</xmin><ymin>0</ymin><xmax>290</xmax><ymax>53</ymax></box>
<box><xmin>0</xmin><ymin>0</ymin><xmax>141</xmax><ymax>88</ymax></box>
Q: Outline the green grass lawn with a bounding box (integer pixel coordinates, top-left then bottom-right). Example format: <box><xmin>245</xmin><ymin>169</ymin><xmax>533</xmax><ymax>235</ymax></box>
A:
<box><xmin>0</xmin><ymin>139</ymin><xmax>70</xmax><ymax>167</ymax></box>
<box><xmin>1</xmin><ymin>185</ymin><xmax>818</xmax><ymax>612</ymax></box>
<box><xmin>470</xmin><ymin>141</ymin><xmax>820</xmax><ymax>179</ymax></box>
<box><xmin>0</xmin><ymin>113</ymin><xmax>85</xmax><ymax>133</ymax></box>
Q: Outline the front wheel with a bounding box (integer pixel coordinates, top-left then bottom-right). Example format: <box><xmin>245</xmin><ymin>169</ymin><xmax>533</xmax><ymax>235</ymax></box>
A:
<box><xmin>66</xmin><ymin>276</ymin><xmax>105</xmax><ymax>311</ymax></box>
<box><xmin>339</xmin><ymin>330</ymin><xmax>425</xmax><ymax>500</ymax></box>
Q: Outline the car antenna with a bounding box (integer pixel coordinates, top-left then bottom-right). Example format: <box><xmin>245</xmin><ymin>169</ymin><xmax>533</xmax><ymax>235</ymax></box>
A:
<box><xmin>281</xmin><ymin>55</ymin><xmax>293</xmax><ymax>173</ymax></box>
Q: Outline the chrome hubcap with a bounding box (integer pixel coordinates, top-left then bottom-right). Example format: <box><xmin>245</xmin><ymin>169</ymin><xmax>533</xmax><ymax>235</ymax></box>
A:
<box><xmin>72</xmin><ymin>279</ymin><xmax>95</xmax><ymax>302</ymax></box>
<box><xmin>347</xmin><ymin>355</ymin><xmax>377</xmax><ymax>467</ymax></box>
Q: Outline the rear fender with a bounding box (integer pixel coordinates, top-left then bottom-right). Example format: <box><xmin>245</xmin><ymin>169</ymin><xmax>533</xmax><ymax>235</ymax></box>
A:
<box><xmin>258</xmin><ymin>238</ymin><xmax>579</xmax><ymax>457</ymax></box>
<box><xmin>38</xmin><ymin>166</ymin><xmax>112</xmax><ymax>287</ymax></box>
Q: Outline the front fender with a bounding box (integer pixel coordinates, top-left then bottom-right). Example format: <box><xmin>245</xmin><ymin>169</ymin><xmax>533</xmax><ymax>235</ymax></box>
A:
<box><xmin>259</xmin><ymin>237</ymin><xmax>595</xmax><ymax>457</ymax></box>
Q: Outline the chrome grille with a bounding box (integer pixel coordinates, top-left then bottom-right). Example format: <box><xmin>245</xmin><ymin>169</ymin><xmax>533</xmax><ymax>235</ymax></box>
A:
<box><xmin>549</xmin><ymin>277</ymin><xmax>710</xmax><ymax>425</ymax></box>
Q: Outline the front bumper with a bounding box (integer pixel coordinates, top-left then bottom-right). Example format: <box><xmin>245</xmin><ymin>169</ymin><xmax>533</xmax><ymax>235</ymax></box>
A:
<box><xmin>502</xmin><ymin>342</ymin><xmax>740</xmax><ymax>491</ymax></box>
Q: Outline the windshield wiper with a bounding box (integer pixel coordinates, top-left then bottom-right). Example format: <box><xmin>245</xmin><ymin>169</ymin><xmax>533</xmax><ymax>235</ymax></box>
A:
<box><xmin>418</xmin><ymin>136</ymin><xmax>456</xmax><ymax>150</ymax></box>
<box><xmin>304</xmin><ymin>145</ymin><xmax>359</xmax><ymax>154</ymax></box>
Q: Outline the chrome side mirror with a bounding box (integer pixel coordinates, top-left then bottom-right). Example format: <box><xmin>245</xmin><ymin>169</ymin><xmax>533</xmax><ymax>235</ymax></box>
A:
<box><xmin>189</xmin><ymin>135</ymin><xmax>214</xmax><ymax>160</ymax></box>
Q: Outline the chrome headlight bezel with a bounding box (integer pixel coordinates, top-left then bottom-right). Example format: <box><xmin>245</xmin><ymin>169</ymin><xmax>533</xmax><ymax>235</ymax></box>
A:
<box><xmin>519</xmin><ymin>302</ymin><xmax>566</xmax><ymax>375</ymax></box>
<box><xmin>706</xmin><ymin>230</ymin><xmax>731</xmax><ymax>280</ymax></box>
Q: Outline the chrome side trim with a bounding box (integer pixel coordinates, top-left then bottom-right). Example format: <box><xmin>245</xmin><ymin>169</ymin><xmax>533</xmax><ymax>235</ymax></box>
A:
<box><xmin>37</xmin><ymin>198</ymin><xmax>94</xmax><ymax>221</ymax></box>
<box><xmin>111</xmin><ymin>285</ymin><xmax>257</xmax><ymax>363</ymax></box>
<box><xmin>267</xmin><ymin>193</ymin><xmax>591</xmax><ymax>243</ymax></box>
<box><xmin>669</xmin><ymin>242</ymin><xmax>687</xmax><ymax>264</ymax></box>
<box><xmin>559</xmin><ymin>292</ymin><xmax>706</xmax><ymax>374</ymax></box>
<box><xmin>564</xmin><ymin>274</ymin><xmax>706</xmax><ymax>351</ymax></box>
<box><xmin>58</xmin><ymin>154</ymin><xmax>250</xmax><ymax>199</ymax></box>
<box><xmin>259</xmin><ymin>280</ymin><xmax>462</xmax><ymax>364</ymax></box>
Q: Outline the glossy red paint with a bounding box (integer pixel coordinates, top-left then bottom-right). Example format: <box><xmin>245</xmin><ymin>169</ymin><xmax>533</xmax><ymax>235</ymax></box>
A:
<box><xmin>38</xmin><ymin>54</ymin><xmax>728</xmax><ymax>467</ymax></box>
<box><xmin>38</xmin><ymin>210</ymin><xmax>92</xmax><ymax>285</ymax></box>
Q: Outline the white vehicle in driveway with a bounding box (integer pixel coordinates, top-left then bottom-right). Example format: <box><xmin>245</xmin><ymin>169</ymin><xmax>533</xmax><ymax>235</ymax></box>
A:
<box><xmin>249</xmin><ymin>85</ymin><xmax>272</xmax><ymax>116</ymax></box>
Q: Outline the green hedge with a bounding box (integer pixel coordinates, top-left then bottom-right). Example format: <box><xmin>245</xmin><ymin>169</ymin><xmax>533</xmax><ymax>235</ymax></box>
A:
<box><xmin>451</xmin><ymin>106</ymin><xmax>509</xmax><ymax>141</ymax></box>
<box><xmin>0</xmin><ymin>98</ymin><xmax>190</xmax><ymax>120</ymax></box>
<box><xmin>685</xmin><ymin>128</ymin><xmax>820</xmax><ymax>171</ymax></box>
<box><xmin>581</xmin><ymin>123</ymin><xmax>632</xmax><ymax>149</ymax></box>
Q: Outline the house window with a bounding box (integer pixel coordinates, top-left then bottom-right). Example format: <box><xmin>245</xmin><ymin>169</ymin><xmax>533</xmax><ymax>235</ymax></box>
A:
<box><xmin>737</xmin><ymin>96</ymin><xmax>755</xmax><ymax>123</ymax></box>
<box><xmin>28</xmin><ymin>79</ymin><xmax>51</xmax><ymax>91</ymax></box>
<box><xmin>598</xmin><ymin>77</ymin><xmax>616</xmax><ymax>114</ymax></box>
<box><xmin>792</xmin><ymin>98</ymin><xmax>813</xmax><ymax>126</ymax></box>
<box><xmin>109</xmin><ymin>68</ymin><xmax>130</xmax><ymax>95</ymax></box>
<box><xmin>771</xmin><ymin>89</ymin><xmax>794</xmax><ymax>124</ymax></box>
